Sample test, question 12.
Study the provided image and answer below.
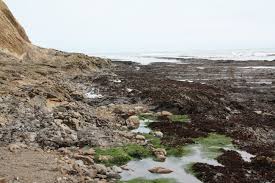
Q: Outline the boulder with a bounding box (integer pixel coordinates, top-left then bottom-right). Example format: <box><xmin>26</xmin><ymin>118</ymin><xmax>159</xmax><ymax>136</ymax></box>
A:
<box><xmin>26</xmin><ymin>132</ymin><xmax>37</xmax><ymax>142</ymax></box>
<box><xmin>153</xmin><ymin>131</ymin><xmax>164</xmax><ymax>138</ymax></box>
<box><xmin>121</xmin><ymin>126</ymin><xmax>128</xmax><ymax>131</ymax></box>
<box><xmin>135</xmin><ymin>135</ymin><xmax>146</xmax><ymax>141</ymax></box>
<box><xmin>69</xmin><ymin>118</ymin><xmax>80</xmax><ymax>130</ymax></box>
<box><xmin>96</xmin><ymin>174</ymin><xmax>107</xmax><ymax>179</ymax></box>
<box><xmin>98</xmin><ymin>155</ymin><xmax>113</xmax><ymax>162</ymax></box>
<box><xmin>106</xmin><ymin>171</ymin><xmax>121</xmax><ymax>179</ymax></box>
<box><xmin>97</xmin><ymin>179</ymin><xmax>107</xmax><ymax>183</ymax></box>
<box><xmin>112</xmin><ymin>165</ymin><xmax>123</xmax><ymax>173</ymax></box>
<box><xmin>134</xmin><ymin>106</ymin><xmax>146</xmax><ymax>113</ymax></box>
<box><xmin>148</xmin><ymin>167</ymin><xmax>173</xmax><ymax>174</ymax></box>
<box><xmin>120</xmin><ymin>165</ymin><xmax>130</xmax><ymax>171</ymax></box>
<box><xmin>74</xmin><ymin>160</ymin><xmax>84</xmax><ymax>167</ymax></box>
<box><xmin>94</xmin><ymin>164</ymin><xmax>108</xmax><ymax>175</ymax></box>
<box><xmin>58</xmin><ymin>147</ymin><xmax>71</xmax><ymax>155</ymax></box>
<box><xmin>157</xmin><ymin>111</ymin><xmax>173</xmax><ymax>120</ymax></box>
<box><xmin>8</xmin><ymin>143</ymin><xmax>27</xmax><ymax>152</ymax></box>
<box><xmin>119</xmin><ymin>131</ymin><xmax>135</xmax><ymax>139</ymax></box>
<box><xmin>71</xmin><ymin>111</ymin><xmax>82</xmax><ymax>118</ymax></box>
<box><xmin>126</xmin><ymin>116</ymin><xmax>140</xmax><ymax>129</ymax></box>
<box><xmin>80</xmin><ymin>167</ymin><xmax>97</xmax><ymax>179</ymax></box>
<box><xmin>0</xmin><ymin>116</ymin><xmax>7</xmax><ymax>127</ymax></box>
<box><xmin>81</xmin><ymin>148</ymin><xmax>95</xmax><ymax>155</ymax></box>
<box><xmin>153</xmin><ymin>148</ymin><xmax>167</xmax><ymax>162</ymax></box>
<box><xmin>160</xmin><ymin>111</ymin><xmax>173</xmax><ymax>116</ymax></box>
<box><xmin>73</xmin><ymin>154</ymin><xmax>94</xmax><ymax>165</ymax></box>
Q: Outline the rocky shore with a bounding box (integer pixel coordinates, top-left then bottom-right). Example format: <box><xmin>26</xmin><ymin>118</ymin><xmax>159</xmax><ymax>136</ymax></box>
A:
<box><xmin>1</xmin><ymin>51</ymin><xmax>274</xmax><ymax>182</ymax></box>
<box><xmin>0</xmin><ymin>1</ymin><xmax>274</xmax><ymax>182</ymax></box>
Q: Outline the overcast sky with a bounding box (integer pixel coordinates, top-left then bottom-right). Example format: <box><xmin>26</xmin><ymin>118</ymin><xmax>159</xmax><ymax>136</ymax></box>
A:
<box><xmin>5</xmin><ymin>0</ymin><xmax>275</xmax><ymax>54</ymax></box>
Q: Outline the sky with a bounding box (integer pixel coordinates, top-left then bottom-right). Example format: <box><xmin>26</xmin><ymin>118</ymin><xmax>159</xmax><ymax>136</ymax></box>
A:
<box><xmin>5</xmin><ymin>0</ymin><xmax>275</xmax><ymax>54</ymax></box>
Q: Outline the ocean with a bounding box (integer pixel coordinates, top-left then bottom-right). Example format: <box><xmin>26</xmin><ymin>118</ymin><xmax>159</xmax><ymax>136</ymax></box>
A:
<box><xmin>93</xmin><ymin>49</ymin><xmax>275</xmax><ymax>65</ymax></box>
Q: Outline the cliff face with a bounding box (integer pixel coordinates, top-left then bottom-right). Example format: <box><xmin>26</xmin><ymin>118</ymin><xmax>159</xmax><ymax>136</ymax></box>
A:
<box><xmin>0</xmin><ymin>0</ymin><xmax>110</xmax><ymax>68</ymax></box>
<box><xmin>0</xmin><ymin>0</ymin><xmax>30</xmax><ymax>58</ymax></box>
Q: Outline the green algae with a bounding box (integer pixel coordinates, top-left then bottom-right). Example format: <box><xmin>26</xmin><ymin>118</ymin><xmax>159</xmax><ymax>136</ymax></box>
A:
<box><xmin>95</xmin><ymin>144</ymin><xmax>151</xmax><ymax>166</ymax></box>
<box><xmin>184</xmin><ymin>162</ymin><xmax>197</xmax><ymax>176</ymax></box>
<box><xmin>138</xmin><ymin>113</ymin><xmax>158</xmax><ymax>121</ymax></box>
<box><xmin>193</xmin><ymin>133</ymin><xmax>234</xmax><ymax>159</ymax></box>
<box><xmin>143</xmin><ymin>133</ymin><xmax>163</xmax><ymax>148</ymax></box>
<box><xmin>166</xmin><ymin>145</ymin><xmax>193</xmax><ymax>157</ymax></box>
<box><xmin>143</xmin><ymin>133</ymin><xmax>193</xmax><ymax>157</ymax></box>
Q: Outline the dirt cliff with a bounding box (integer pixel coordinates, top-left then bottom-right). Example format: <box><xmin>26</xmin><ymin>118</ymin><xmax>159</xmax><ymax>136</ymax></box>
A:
<box><xmin>0</xmin><ymin>0</ymin><xmax>110</xmax><ymax>69</ymax></box>
<box><xmin>0</xmin><ymin>0</ymin><xmax>31</xmax><ymax>58</ymax></box>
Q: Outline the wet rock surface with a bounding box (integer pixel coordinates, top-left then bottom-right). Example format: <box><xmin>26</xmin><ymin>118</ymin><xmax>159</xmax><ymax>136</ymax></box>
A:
<box><xmin>111</xmin><ymin>60</ymin><xmax>274</xmax><ymax>182</ymax></box>
<box><xmin>0</xmin><ymin>53</ymin><xmax>274</xmax><ymax>182</ymax></box>
<box><xmin>192</xmin><ymin>150</ymin><xmax>275</xmax><ymax>183</ymax></box>
<box><xmin>148</xmin><ymin>167</ymin><xmax>173</xmax><ymax>174</ymax></box>
<box><xmin>1</xmin><ymin>2</ymin><xmax>272</xmax><ymax>181</ymax></box>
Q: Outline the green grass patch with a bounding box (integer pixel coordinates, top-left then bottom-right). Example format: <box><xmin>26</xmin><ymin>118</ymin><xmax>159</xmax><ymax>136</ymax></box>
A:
<box><xmin>168</xmin><ymin>115</ymin><xmax>190</xmax><ymax>123</ymax></box>
<box><xmin>193</xmin><ymin>133</ymin><xmax>234</xmax><ymax>159</ymax></box>
<box><xmin>95</xmin><ymin>144</ymin><xmax>151</xmax><ymax>166</ymax></box>
<box><xmin>118</xmin><ymin>178</ymin><xmax>177</xmax><ymax>183</ymax></box>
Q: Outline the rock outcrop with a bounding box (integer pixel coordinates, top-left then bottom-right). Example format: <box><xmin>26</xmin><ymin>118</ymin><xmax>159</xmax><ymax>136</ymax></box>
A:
<box><xmin>0</xmin><ymin>0</ymin><xmax>30</xmax><ymax>58</ymax></box>
<box><xmin>0</xmin><ymin>0</ymin><xmax>110</xmax><ymax>69</ymax></box>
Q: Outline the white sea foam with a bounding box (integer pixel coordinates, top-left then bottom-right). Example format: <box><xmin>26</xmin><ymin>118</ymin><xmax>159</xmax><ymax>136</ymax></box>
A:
<box><xmin>111</xmin><ymin>79</ymin><xmax>122</xmax><ymax>83</ymax></box>
<box><xmin>92</xmin><ymin>49</ymin><xmax>275</xmax><ymax>65</ymax></box>
<box><xmin>239</xmin><ymin>66</ymin><xmax>275</xmax><ymax>69</ymax></box>
<box><xmin>85</xmin><ymin>88</ymin><xmax>103</xmax><ymax>99</ymax></box>
<box><xmin>223</xmin><ymin>147</ymin><xmax>255</xmax><ymax>162</ymax></box>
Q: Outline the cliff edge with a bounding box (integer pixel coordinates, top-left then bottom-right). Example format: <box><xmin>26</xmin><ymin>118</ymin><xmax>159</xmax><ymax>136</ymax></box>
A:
<box><xmin>0</xmin><ymin>0</ymin><xmax>31</xmax><ymax>58</ymax></box>
<box><xmin>0</xmin><ymin>0</ymin><xmax>110</xmax><ymax>69</ymax></box>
